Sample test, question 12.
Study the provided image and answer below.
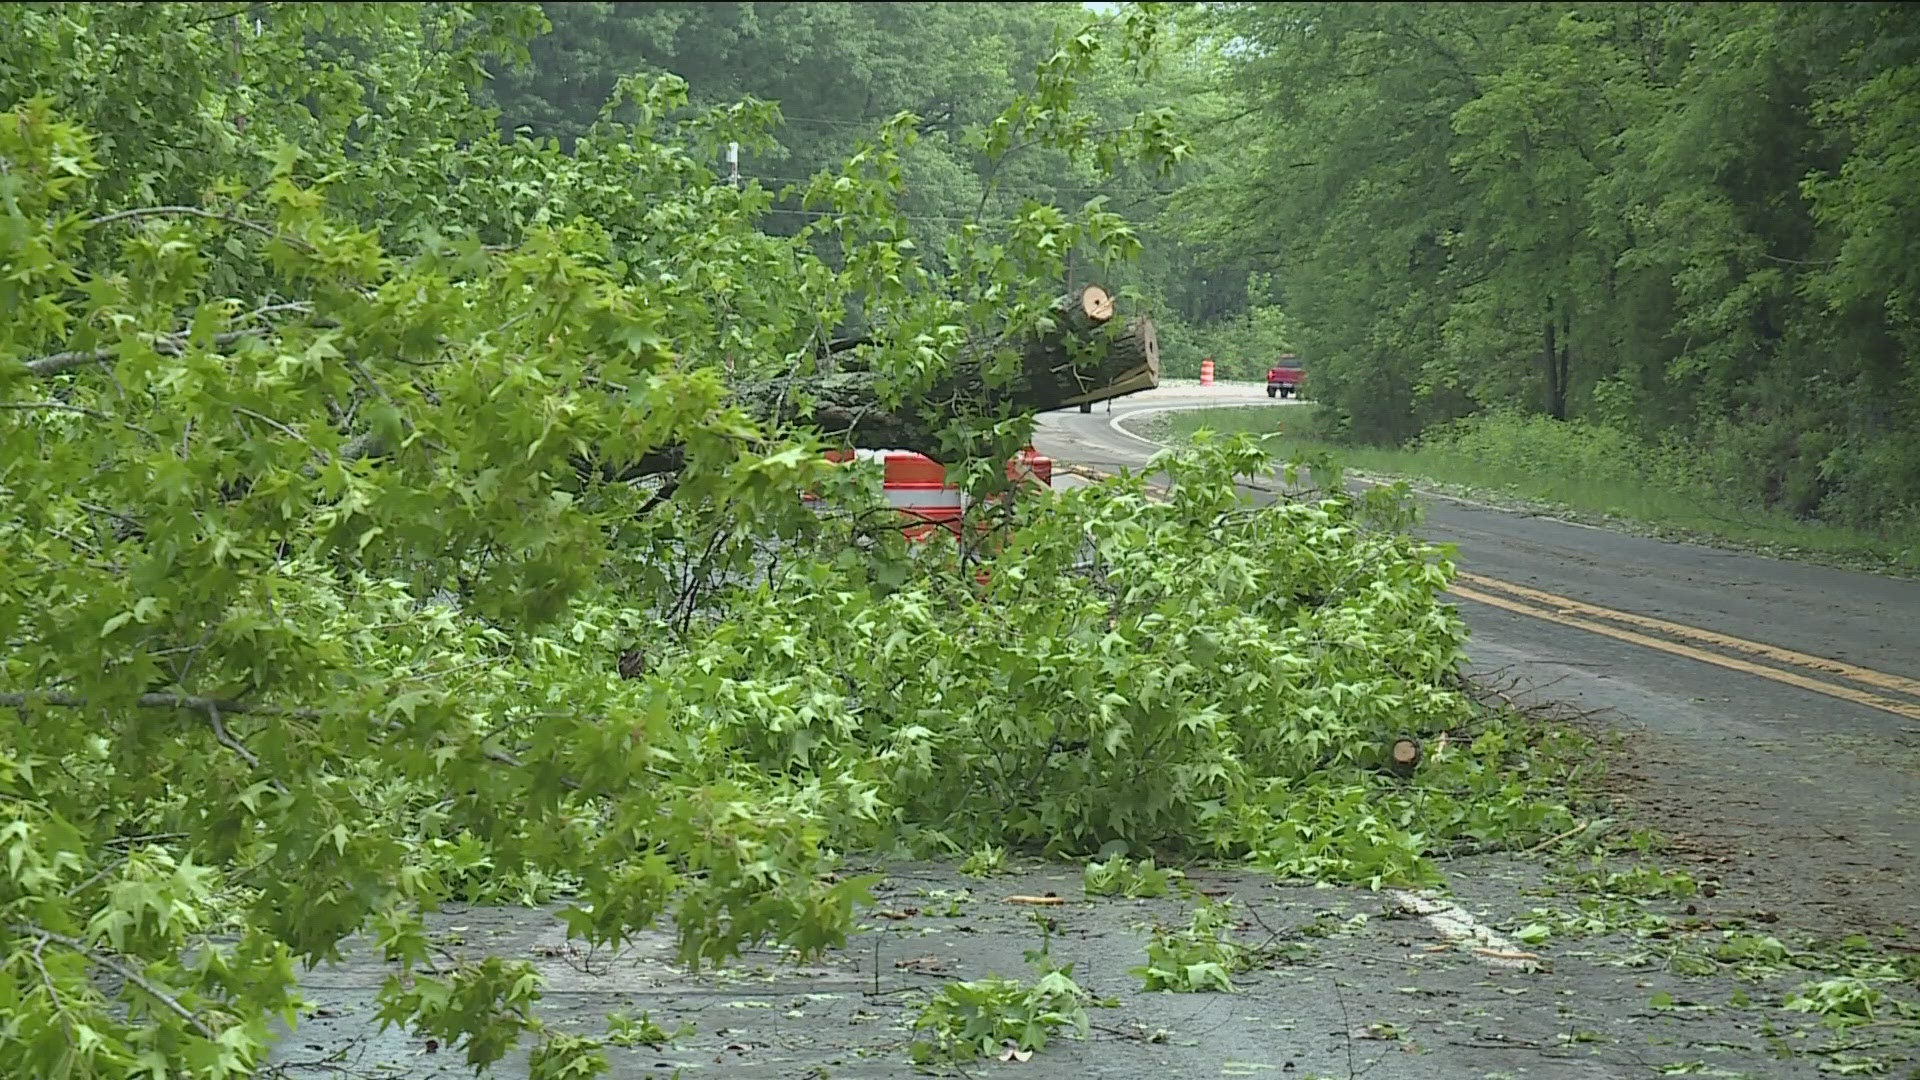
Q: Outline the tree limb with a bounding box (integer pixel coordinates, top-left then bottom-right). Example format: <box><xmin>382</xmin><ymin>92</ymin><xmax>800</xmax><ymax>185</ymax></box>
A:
<box><xmin>23</xmin><ymin>302</ymin><xmax>315</xmax><ymax>378</ymax></box>
<box><xmin>2</xmin><ymin>692</ymin><xmax>580</xmax><ymax>791</ymax></box>
<box><xmin>16</xmin><ymin>925</ymin><xmax>220</xmax><ymax>1041</ymax></box>
<box><xmin>87</xmin><ymin>206</ymin><xmax>317</xmax><ymax>253</ymax></box>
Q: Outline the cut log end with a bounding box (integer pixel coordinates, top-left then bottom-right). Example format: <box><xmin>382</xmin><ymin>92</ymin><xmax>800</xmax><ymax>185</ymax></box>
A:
<box><xmin>1389</xmin><ymin>737</ymin><xmax>1422</xmax><ymax>777</ymax></box>
<box><xmin>1079</xmin><ymin>284</ymin><xmax>1114</xmax><ymax>323</ymax></box>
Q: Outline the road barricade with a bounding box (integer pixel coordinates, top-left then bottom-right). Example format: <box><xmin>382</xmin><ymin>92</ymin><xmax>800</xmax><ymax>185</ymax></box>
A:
<box><xmin>810</xmin><ymin>448</ymin><xmax>1052</xmax><ymax>542</ymax></box>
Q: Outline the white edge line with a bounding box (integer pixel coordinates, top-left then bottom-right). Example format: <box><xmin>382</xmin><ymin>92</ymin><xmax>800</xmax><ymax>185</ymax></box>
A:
<box><xmin>1107</xmin><ymin>401</ymin><xmax>1308</xmax><ymax>449</ymax></box>
<box><xmin>1104</xmin><ymin>403</ymin><xmax>1608</xmax><ymax>530</ymax></box>
<box><xmin>1391</xmin><ymin>889</ymin><xmax>1540</xmax><ymax>971</ymax></box>
<box><xmin>1349</xmin><ymin>476</ymin><xmax>1608</xmax><ymax>529</ymax></box>
<box><xmin>1106</xmin><ymin>404</ymin><xmax>1180</xmax><ymax>448</ymax></box>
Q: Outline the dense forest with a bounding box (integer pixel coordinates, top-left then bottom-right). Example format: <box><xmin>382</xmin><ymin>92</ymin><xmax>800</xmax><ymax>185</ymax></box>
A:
<box><xmin>1191</xmin><ymin>2</ymin><xmax>1920</xmax><ymax>533</ymax></box>
<box><xmin>485</xmin><ymin>2</ymin><xmax>1920</xmax><ymax>532</ymax></box>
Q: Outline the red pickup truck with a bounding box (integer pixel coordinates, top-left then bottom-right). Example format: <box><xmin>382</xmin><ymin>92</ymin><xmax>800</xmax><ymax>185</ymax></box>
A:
<box><xmin>1266</xmin><ymin>356</ymin><xmax>1304</xmax><ymax>398</ymax></box>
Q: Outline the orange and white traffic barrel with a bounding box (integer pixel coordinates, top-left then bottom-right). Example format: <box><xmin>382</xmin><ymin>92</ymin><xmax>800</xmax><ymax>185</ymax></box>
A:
<box><xmin>881</xmin><ymin>451</ymin><xmax>965</xmax><ymax>540</ymax></box>
<box><xmin>809</xmin><ymin>447</ymin><xmax>1053</xmax><ymax>542</ymax></box>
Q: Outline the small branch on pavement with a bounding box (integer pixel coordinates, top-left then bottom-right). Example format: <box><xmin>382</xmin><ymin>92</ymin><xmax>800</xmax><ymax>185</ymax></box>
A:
<box><xmin>1524</xmin><ymin>818</ymin><xmax>1591</xmax><ymax>855</ymax></box>
<box><xmin>1333</xmin><ymin>977</ymin><xmax>1357</xmax><ymax>1079</ymax></box>
<box><xmin>1445</xmin><ymin>1038</ymin><xmax>1547</xmax><ymax>1050</ymax></box>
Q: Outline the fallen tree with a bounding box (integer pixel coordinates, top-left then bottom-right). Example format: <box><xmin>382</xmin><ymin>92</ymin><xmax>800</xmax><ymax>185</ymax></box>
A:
<box><xmin>732</xmin><ymin>285</ymin><xmax>1159</xmax><ymax>461</ymax></box>
<box><xmin>0</xmin><ymin>16</ymin><xmax>1582</xmax><ymax>1080</ymax></box>
<box><xmin>20</xmin><ymin>282</ymin><xmax>1159</xmax><ymax>490</ymax></box>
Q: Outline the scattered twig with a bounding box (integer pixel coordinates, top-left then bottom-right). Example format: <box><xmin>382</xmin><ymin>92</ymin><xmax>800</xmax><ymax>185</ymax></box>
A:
<box><xmin>205</xmin><ymin>702</ymin><xmax>266</xmax><ymax>775</ymax></box>
<box><xmin>0</xmin><ymin>402</ymin><xmax>155</xmax><ymax>440</ymax></box>
<box><xmin>62</xmin><ymin>855</ymin><xmax>130</xmax><ymax>900</ymax></box>
<box><xmin>1333</xmin><ymin>977</ymin><xmax>1358</xmax><ymax>1079</ymax></box>
<box><xmin>232</xmin><ymin>407</ymin><xmax>310</xmax><ymax>447</ymax></box>
<box><xmin>1525</xmin><ymin>818</ymin><xmax>1592</xmax><ymax>855</ymax></box>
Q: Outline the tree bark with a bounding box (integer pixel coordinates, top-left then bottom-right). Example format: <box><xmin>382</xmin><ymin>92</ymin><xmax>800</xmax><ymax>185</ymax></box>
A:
<box><xmin>599</xmin><ymin>286</ymin><xmax>1158</xmax><ymax>479</ymax></box>
<box><xmin>758</xmin><ymin>291</ymin><xmax>1154</xmax><ymax>458</ymax></box>
<box><xmin>1543</xmin><ymin>301</ymin><xmax>1565</xmax><ymax>420</ymax></box>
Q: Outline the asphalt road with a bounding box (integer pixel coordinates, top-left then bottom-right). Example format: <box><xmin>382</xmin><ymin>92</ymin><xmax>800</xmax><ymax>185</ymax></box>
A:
<box><xmin>1033</xmin><ymin>383</ymin><xmax>1920</xmax><ymax>936</ymax></box>
<box><xmin>279</xmin><ymin>858</ymin><xmax>1861</xmax><ymax>1079</ymax></box>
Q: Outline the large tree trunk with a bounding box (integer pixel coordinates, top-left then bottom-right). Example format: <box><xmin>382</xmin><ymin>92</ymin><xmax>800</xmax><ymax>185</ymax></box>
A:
<box><xmin>769</xmin><ymin>286</ymin><xmax>1157</xmax><ymax>457</ymax></box>
<box><xmin>597</xmin><ymin>286</ymin><xmax>1157</xmax><ymax>481</ymax></box>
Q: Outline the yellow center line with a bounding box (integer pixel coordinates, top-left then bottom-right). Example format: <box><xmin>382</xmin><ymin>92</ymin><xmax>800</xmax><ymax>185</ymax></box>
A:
<box><xmin>1060</xmin><ymin>459</ymin><xmax>1920</xmax><ymax>719</ymax></box>
<box><xmin>1450</xmin><ymin>583</ymin><xmax>1920</xmax><ymax>722</ymax></box>
<box><xmin>1454</xmin><ymin>570</ymin><xmax>1920</xmax><ymax>700</ymax></box>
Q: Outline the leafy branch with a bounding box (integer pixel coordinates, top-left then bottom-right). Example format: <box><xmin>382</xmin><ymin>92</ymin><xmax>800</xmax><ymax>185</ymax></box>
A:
<box><xmin>86</xmin><ymin>205</ymin><xmax>317</xmax><ymax>252</ymax></box>
<box><xmin>23</xmin><ymin>302</ymin><xmax>316</xmax><ymax>377</ymax></box>
<box><xmin>13</xmin><ymin>925</ymin><xmax>220</xmax><ymax>1041</ymax></box>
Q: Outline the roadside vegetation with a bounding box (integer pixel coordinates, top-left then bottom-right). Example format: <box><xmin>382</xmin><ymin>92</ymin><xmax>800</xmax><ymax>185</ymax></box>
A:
<box><xmin>1154</xmin><ymin>406</ymin><xmax>1920</xmax><ymax>574</ymax></box>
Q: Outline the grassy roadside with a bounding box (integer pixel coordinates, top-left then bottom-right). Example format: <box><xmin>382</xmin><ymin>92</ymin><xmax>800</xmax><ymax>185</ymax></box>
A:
<box><xmin>1145</xmin><ymin>404</ymin><xmax>1920</xmax><ymax>577</ymax></box>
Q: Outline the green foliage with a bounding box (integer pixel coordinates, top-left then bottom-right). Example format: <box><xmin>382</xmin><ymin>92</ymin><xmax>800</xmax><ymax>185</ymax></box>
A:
<box><xmin>486</xmin><ymin>2</ymin><xmax>1192</xmax><ymax>269</ymax></box>
<box><xmin>1083</xmin><ymin>855</ymin><xmax>1181</xmax><ymax>899</ymax></box>
<box><xmin>1161</xmin><ymin>406</ymin><xmax>1920</xmax><ymax>571</ymax></box>
<box><xmin>688</xmin><ymin>435</ymin><xmax>1580</xmax><ymax>878</ymax></box>
<box><xmin>1134</xmin><ymin>900</ymin><xmax>1246</xmax><ymax>993</ymax></box>
<box><xmin>959</xmin><ymin>845</ymin><xmax>1010</xmax><ymax>879</ymax></box>
<box><xmin>1785</xmin><ymin>978</ymin><xmax>1889</xmax><ymax>1029</ymax></box>
<box><xmin>1561</xmin><ymin>863</ymin><xmax>1702</xmax><ymax>902</ymax></box>
<box><xmin>604</xmin><ymin>1010</ymin><xmax>690</xmax><ymax>1048</ymax></box>
<box><xmin>528</xmin><ymin>1033</ymin><xmax>609</xmax><ymax>1080</ymax></box>
<box><xmin>1418</xmin><ymin>412</ymin><xmax>1712</xmax><ymax>499</ymax></box>
<box><xmin>0</xmin><ymin>3</ymin><xmax>1201</xmax><ymax>1074</ymax></box>
<box><xmin>908</xmin><ymin>962</ymin><xmax>1091</xmax><ymax>1064</ymax></box>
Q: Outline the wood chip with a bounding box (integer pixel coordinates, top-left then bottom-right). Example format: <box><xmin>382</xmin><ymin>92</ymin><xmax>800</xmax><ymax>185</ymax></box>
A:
<box><xmin>1004</xmin><ymin>895</ymin><xmax>1065</xmax><ymax>906</ymax></box>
